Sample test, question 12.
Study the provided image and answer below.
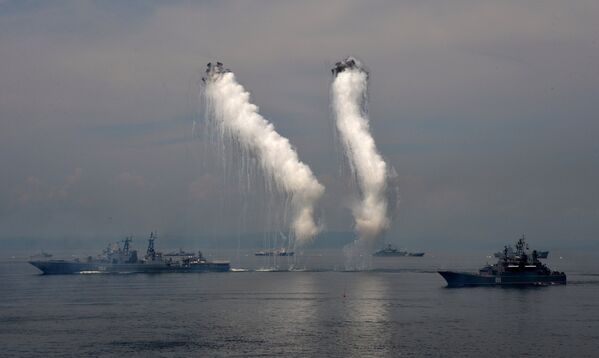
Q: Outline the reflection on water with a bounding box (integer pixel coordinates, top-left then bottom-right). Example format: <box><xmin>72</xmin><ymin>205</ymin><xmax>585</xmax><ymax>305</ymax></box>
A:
<box><xmin>344</xmin><ymin>273</ymin><xmax>392</xmax><ymax>357</ymax></box>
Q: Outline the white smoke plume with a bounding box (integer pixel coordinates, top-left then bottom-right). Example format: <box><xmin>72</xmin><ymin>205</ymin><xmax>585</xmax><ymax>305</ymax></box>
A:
<box><xmin>203</xmin><ymin>62</ymin><xmax>325</xmax><ymax>247</ymax></box>
<box><xmin>331</xmin><ymin>57</ymin><xmax>389</xmax><ymax>243</ymax></box>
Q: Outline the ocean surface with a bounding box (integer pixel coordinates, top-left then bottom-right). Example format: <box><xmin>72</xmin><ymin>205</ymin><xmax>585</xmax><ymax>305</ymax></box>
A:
<box><xmin>1</xmin><ymin>249</ymin><xmax>599</xmax><ymax>357</ymax></box>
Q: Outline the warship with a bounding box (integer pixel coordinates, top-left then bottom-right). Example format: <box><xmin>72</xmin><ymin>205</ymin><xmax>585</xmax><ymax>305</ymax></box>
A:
<box><xmin>373</xmin><ymin>244</ymin><xmax>407</xmax><ymax>257</ymax></box>
<box><xmin>254</xmin><ymin>249</ymin><xmax>294</xmax><ymax>257</ymax></box>
<box><xmin>29</xmin><ymin>232</ymin><xmax>230</xmax><ymax>275</ymax></box>
<box><xmin>438</xmin><ymin>236</ymin><xmax>566</xmax><ymax>287</ymax></box>
<box><xmin>408</xmin><ymin>252</ymin><xmax>425</xmax><ymax>257</ymax></box>
<box><xmin>373</xmin><ymin>244</ymin><xmax>425</xmax><ymax>257</ymax></box>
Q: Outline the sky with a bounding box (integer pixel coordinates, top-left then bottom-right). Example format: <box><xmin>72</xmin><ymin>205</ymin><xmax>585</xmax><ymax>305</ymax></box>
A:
<box><xmin>1</xmin><ymin>0</ymin><xmax>598</xmax><ymax>250</ymax></box>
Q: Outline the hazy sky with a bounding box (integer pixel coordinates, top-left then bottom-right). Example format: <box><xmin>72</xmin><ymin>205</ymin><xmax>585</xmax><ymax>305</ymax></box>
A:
<box><xmin>1</xmin><ymin>1</ymin><xmax>598</xmax><ymax>249</ymax></box>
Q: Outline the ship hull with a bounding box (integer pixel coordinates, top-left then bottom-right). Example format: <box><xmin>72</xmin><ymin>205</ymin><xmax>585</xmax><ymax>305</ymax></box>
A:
<box><xmin>29</xmin><ymin>260</ymin><xmax>230</xmax><ymax>275</ymax></box>
<box><xmin>254</xmin><ymin>252</ymin><xmax>294</xmax><ymax>257</ymax></box>
<box><xmin>373</xmin><ymin>252</ymin><xmax>407</xmax><ymax>257</ymax></box>
<box><xmin>438</xmin><ymin>270</ymin><xmax>566</xmax><ymax>287</ymax></box>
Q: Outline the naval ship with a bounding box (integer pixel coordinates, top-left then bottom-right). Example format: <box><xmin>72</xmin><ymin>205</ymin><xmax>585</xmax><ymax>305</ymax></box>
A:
<box><xmin>373</xmin><ymin>244</ymin><xmax>407</xmax><ymax>257</ymax></box>
<box><xmin>254</xmin><ymin>249</ymin><xmax>294</xmax><ymax>257</ymax></box>
<box><xmin>373</xmin><ymin>244</ymin><xmax>425</xmax><ymax>257</ymax></box>
<box><xmin>29</xmin><ymin>232</ymin><xmax>230</xmax><ymax>274</ymax></box>
<box><xmin>438</xmin><ymin>236</ymin><xmax>566</xmax><ymax>287</ymax></box>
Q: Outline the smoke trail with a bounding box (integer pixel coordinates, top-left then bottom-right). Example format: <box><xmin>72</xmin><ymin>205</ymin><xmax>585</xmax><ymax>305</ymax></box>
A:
<box><xmin>331</xmin><ymin>57</ymin><xmax>389</xmax><ymax>243</ymax></box>
<box><xmin>203</xmin><ymin>62</ymin><xmax>324</xmax><ymax>247</ymax></box>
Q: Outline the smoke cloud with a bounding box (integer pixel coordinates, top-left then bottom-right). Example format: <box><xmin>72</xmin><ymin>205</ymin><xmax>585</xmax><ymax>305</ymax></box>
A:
<box><xmin>203</xmin><ymin>63</ymin><xmax>325</xmax><ymax>247</ymax></box>
<box><xmin>331</xmin><ymin>57</ymin><xmax>389</xmax><ymax>243</ymax></box>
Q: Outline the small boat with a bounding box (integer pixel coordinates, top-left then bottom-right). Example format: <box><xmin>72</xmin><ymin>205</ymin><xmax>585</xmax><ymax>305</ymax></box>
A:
<box><xmin>408</xmin><ymin>252</ymin><xmax>425</xmax><ymax>257</ymax></box>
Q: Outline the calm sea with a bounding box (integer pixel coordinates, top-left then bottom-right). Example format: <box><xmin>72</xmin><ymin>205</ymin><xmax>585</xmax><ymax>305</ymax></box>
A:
<box><xmin>1</xmin><ymin>249</ymin><xmax>598</xmax><ymax>357</ymax></box>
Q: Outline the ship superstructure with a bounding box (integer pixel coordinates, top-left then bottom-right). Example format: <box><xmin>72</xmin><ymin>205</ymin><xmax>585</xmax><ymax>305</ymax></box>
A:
<box><xmin>494</xmin><ymin>239</ymin><xmax>549</xmax><ymax>259</ymax></box>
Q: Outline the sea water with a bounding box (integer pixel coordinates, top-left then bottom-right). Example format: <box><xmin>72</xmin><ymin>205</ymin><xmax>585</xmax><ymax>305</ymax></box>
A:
<box><xmin>1</xmin><ymin>250</ymin><xmax>598</xmax><ymax>357</ymax></box>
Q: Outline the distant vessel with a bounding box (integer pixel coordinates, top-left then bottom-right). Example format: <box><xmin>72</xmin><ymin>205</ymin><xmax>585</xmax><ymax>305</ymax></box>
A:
<box><xmin>372</xmin><ymin>244</ymin><xmax>425</xmax><ymax>257</ymax></box>
<box><xmin>439</xmin><ymin>236</ymin><xmax>566</xmax><ymax>287</ymax></box>
<box><xmin>408</xmin><ymin>252</ymin><xmax>425</xmax><ymax>257</ymax></box>
<box><xmin>30</xmin><ymin>251</ymin><xmax>53</xmax><ymax>259</ymax></box>
<box><xmin>254</xmin><ymin>249</ymin><xmax>294</xmax><ymax>257</ymax></box>
<box><xmin>29</xmin><ymin>233</ymin><xmax>230</xmax><ymax>275</ymax></box>
<box><xmin>373</xmin><ymin>244</ymin><xmax>407</xmax><ymax>257</ymax></box>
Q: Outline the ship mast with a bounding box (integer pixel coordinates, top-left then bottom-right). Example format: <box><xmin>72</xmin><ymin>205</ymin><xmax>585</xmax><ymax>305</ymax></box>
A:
<box><xmin>122</xmin><ymin>236</ymin><xmax>132</xmax><ymax>256</ymax></box>
<box><xmin>147</xmin><ymin>232</ymin><xmax>156</xmax><ymax>261</ymax></box>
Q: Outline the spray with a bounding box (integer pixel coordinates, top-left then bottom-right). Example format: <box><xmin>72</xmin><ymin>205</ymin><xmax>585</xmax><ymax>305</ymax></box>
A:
<box><xmin>331</xmin><ymin>57</ymin><xmax>390</xmax><ymax>248</ymax></box>
<box><xmin>203</xmin><ymin>62</ymin><xmax>325</xmax><ymax>247</ymax></box>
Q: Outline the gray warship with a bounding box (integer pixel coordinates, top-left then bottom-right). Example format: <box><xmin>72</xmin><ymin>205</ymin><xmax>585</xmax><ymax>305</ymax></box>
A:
<box><xmin>254</xmin><ymin>249</ymin><xmax>294</xmax><ymax>257</ymax></box>
<box><xmin>29</xmin><ymin>232</ymin><xmax>230</xmax><ymax>274</ymax></box>
<box><xmin>373</xmin><ymin>244</ymin><xmax>407</xmax><ymax>257</ymax></box>
<box><xmin>438</xmin><ymin>236</ymin><xmax>566</xmax><ymax>287</ymax></box>
<box><xmin>373</xmin><ymin>244</ymin><xmax>425</xmax><ymax>257</ymax></box>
